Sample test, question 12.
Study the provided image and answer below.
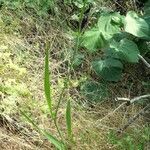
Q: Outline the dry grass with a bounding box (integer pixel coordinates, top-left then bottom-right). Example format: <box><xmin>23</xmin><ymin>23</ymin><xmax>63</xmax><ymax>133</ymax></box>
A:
<box><xmin>0</xmin><ymin>2</ymin><xmax>149</xmax><ymax>150</ymax></box>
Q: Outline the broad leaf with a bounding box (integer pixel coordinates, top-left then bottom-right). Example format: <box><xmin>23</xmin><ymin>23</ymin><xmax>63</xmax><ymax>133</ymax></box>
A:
<box><xmin>144</xmin><ymin>0</ymin><xmax>150</xmax><ymax>17</ymax></box>
<box><xmin>92</xmin><ymin>58</ymin><xmax>123</xmax><ymax>81</ymax></box>
<box><xmin>125</xmin><ymin>11</ymin><xmax>150</xmax><ymax>39</ymax></box>
<box><xmin>144</xmin><ymin>0</ymin><xmax>150</xmax><ymax>30</ymax></box>
<box><xmin>98</xmin><ymin>12</ymin><xmax>123</xmax><ymax>40</ymax></box>
<box><xmin>110</xmin><ymin>39</ymin><xmax>140</xmax><ymax>63</ymax></box>
<box><xmin>82</xmin><ymin>28</ymin><xmax>107</xmax><ymax>53</ymax></box>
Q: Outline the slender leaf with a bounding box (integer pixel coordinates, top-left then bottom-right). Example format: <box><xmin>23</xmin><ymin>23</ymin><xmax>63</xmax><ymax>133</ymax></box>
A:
<box><xmin>20</xmin><ymin>110</ymin><xmax>41</xmax><ymax>132</ymax></box>
<box><xmin>43</xmin><ymin>130</ymin><xmax>66</xmax><ymax>150</ymax></box>
<box><xmin>66</xmin><ymin>99</ymin><xmax>72</xmax><ymax>139</ymax></box>
<box><xmin>44</xmin><ymin>46</ymin><xmax>53</xmax><ymax>116</ymax></box>
<box><xmin>21</xmin><ymin>111</ymin><xmax>64</xmax><ymax>150</ymax></box>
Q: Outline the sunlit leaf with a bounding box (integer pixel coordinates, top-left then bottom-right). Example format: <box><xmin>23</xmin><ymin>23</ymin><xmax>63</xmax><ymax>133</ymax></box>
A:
<box><xmin>98</xmin><ymin>12</ymin><xmax>123</xmax><ymax>40</ymax></box>
<box><xmin>125</xmin><ymin>11</ymin><xmax>150</xmax><ymax>39</ymax></box>
<box><xmin>82</xmin><ymin>28</ymin><xmax>107</xmax><ymax>53</ymax></box>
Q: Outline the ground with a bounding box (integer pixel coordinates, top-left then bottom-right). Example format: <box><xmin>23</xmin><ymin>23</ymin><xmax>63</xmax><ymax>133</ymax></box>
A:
<box><xmin>0</xmin><ymin>1</ymin><xmax>150</xmax><ymax>150</ymax></box>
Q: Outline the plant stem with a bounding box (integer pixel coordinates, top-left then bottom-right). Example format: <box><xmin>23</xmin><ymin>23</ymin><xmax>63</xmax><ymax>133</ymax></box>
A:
<box><xmin>70</xmin><ymin>2</ymin><xmax>86</xmax><ymax>69</ymax></box>
<box><xmin>138</xmin><ymin>54</ymin><xmax>150</xmax><ymax>68</ymax></box>
<box><xmin>52</xmin><ymin>2</ymin><xmax>87</xmax><ymax>146</ymax></box>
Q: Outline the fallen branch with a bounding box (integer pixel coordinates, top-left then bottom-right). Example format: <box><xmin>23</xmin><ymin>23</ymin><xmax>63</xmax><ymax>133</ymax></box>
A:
<box><xmin>138</xmin><ymin>54</ymin><xmax>150</xmax><ymax>68</ymax></box>
<box><xmin>116</xmin><ymin>94</ymin><xmax>150</xmax><ymax>105</ymax></box>
<box><xmin>130</xmin><ymin>94</ymin><xmax>150</xmax><ymax>104</ymax></box>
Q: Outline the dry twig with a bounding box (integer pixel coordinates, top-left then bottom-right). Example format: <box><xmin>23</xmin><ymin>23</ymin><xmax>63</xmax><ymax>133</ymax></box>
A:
<box><xmin>116</xmin><ymin>94</ymin><xmax>150</xmax><ymax>105</ymax></box>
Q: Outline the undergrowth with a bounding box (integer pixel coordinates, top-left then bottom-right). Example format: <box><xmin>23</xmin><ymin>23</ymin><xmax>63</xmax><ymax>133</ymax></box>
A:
<box><xmin>0</xmin><ymin>0</ymin><xmax>149</xmax><ymax>150</ymax></box>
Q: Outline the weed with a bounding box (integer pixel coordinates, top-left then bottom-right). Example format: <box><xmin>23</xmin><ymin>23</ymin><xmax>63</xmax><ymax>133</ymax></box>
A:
<box><xmin>81</xmin><ymin>3</ymin><xmax>150</xmax><ymax>81</ymax></box>
<box><xmin>108</xmin><ymin>126</ymin><xmax>150</xmax><ymax>150</ymax></box>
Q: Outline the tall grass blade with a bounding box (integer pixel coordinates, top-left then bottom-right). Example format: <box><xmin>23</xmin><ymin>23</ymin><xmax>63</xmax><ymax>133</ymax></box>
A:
<box><xmin>21</xmin><ymin>111</ymin><xmax>64</xmax><ymax>150</ymax></box>
<box><xmin>66</xmin><ymin>99</ymin><xmax>72</xmax><ymax>139</ymax></box>
<box><xmin>44</xmin><ymin>46</ymin><xmax>53</xmax><ymax>117</ymax></box>
<box><xmin>43</xmin><ymin>130</ymin><xmax>66</xmax><ymax>150</ymax></box>
<box><xmin>20</xmin><ymin>110</ymin><xmax>41</xmax><ymax>132</ymax></box>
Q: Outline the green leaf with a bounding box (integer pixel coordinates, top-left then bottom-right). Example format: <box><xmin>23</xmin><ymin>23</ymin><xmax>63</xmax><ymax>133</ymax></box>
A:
<box><xmin>21</xmin><ymin>111</ymin><xmax>65</xmax><ymax>150</ymax></box>
<box><xmin>43</xmin><ymin>131</ymin><xmax>66</xmax><ymax>150</ymax></box>
<box><xmin>144</xmin><ymin>0</ymin><xmax>150</xmax><ymax>17</ymax></box>
<box><xmin>21</xmin><ymin>110</ymin><xmax>41</xmax><ymax>132</ymax></box>
<box><xmin>98</xmin><ymin>12</ymin><xmax>123</xmax><ymax>40</ymax></box>
<box><xmin>44</xmin><ymin>45</ymin><xmax>53</xmax><ymax>117</ymax></box>
<box><xmin>92</xmin><ymin>58</ymin><xmax>123</xmax><ymax>81</ymax></box>
<box><xmin>125</xmin><ymin>11</ymin><xmax>150</xmax><ymax>39</ymax></box>
<box><xmin>110</xmin><ymin>39</ymin><xmax>140</xmax><ymax>63</ymax></box>
<box><xmin>66</xmin><ymin>99</ymin><xmax>72</xmax><ymax>140</ymax></box>
<box><xmin>82</xmin><ymin>28</ymin><xmax>107</xmax><ymax>53</ymax></box>
<box><xmin>144</xmin><ymin>0</ymin><xmax>150</xmax><ymax>30</ymax></box>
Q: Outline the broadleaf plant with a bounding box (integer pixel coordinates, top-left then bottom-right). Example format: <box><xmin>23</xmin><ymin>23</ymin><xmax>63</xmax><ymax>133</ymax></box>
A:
<box><xmin>125</xmin><ymin>11</ymin><xmax>150</xmax><ymax>39</ymax></box>
<box><xmin>98</xmin><ymin>12</ymin><xmax>123</xmax><ymax>40</ymax></box>
<box><xmin>109</xmin><ymin>38</ymin><xmax>140</xmax><ymax>63</ymax></box>
<box><xmin>82</xmin><ymin>28</ymin><xmax>107</xmax><ymax>53</ymax></box>
<box><xmin>92</xmin><ymin>58</ymin><xmax>123</xmax><ymax>81</ymax></box>
<box><xmin>82</xmin><ymin>9</ymin><xmax>150</xmax><ymax>81</ymax></box>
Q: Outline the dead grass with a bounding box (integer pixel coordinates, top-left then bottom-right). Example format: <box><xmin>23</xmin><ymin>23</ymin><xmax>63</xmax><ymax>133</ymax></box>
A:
<box><xmin>0</xmin><ymin>2</ymin><xmax>149</xmax><ymax>150</ymax></box>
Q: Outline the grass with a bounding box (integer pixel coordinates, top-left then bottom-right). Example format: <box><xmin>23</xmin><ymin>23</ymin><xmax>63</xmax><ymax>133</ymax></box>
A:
<box><xmin>0</xmin><ymin>1</ymin><xmax>149</xmax><ymax>149</ymax></box>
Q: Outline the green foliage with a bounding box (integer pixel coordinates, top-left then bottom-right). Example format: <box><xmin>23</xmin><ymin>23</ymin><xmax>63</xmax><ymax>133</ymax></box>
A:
<box><xmin>82</xmin><ymin>28</ymin><xmax>107</xmax><ymax>52</ymax></box>
<box><xmin>72</xmin><ymin>53</ymin><xmax>84</xmax><ymax>68</ymax></box>
<box><xmin>43</xmin><ymin>131</ymin><xmax>65</xmax><ymax>150</ymax></box>
<box><xmin>125</xmin><ymin>11</ymin><xmax>150</xmax><ymax>39</ymax></box>
<box><xmin>1</xmin><ymin>0</ymin><xmax>55</xmax><ymax>16</ymax></box>
<box><xmin>21</xmin><ymin>44</ymin><xmax>75</xmax><ymax>149</ymax></box>
<box><xmin>64</xmin><ymin>0</ymin><xmax>93</xmax><ymax>8</ymax></box>
<box><xmin>21</xmin><ymin>111</ymin><xmax>65</xmax><ymax>150</ymax></box>
<box><xmin>92</xmin><ymin>58</ymin><xmax>123</xmax><ymax>81</ymax></box>
<box><xmin>98</xmin><ymin>12</ymin><xmax>123</xmax><ymax>40</ymax></box>
<box><xmin>108</xmin><ymin>127</ymin><xmax>150</xmax><ymax>150</ymax></box>
<box><xmin>109</xmin><ymin>39</ymin><xmax>140</xmax><ymax>63</ymax></box>
<box><xmin>66</xmin><ymin>99</ymin><xmax>72</xmax><ymax>140</ymax></box>
<box><xmin>82</xmin><ymin>9</ymin><xmax>150</xmax><ymax>81</ymax></box>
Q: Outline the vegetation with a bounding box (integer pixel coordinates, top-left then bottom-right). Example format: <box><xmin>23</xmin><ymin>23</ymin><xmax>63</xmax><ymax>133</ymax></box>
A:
<box><xmin>0</xmin><ymin>0</ymin><xmax>150</xmax><ymax>150</ymax></box>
